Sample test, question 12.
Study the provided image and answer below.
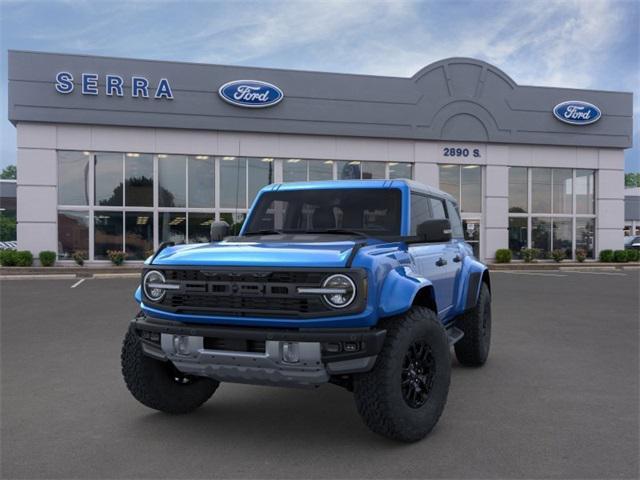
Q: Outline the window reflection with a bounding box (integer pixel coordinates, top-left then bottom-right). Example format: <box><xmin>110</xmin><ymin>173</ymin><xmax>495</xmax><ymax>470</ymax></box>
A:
<box><xmin>309</xmin><ymin>160</ymin><xmax>333</xmax><ymax>180</ymax></box>
<box><xmin>576</xmin><ymin>218</ymin><xmax>595</xmax><ymax>258</ymax></box>
<box><xmin>531</xmin><ymin>168</ymin><xmax>552</xmax><ymax>213</ymax></box>
<box><xmin>552</xmin><ymin>169</ymin><xmax>572</xmax><ymax>214</ymax></box>
<box><xmin>552</xmin><ymin>217</ymin><xmax>572</xmax><ymax>257</ymax></box>
<box><xmin>508</xmin><ymin>167</ymin><xmax>527</xmax><ymax>213</ymax></box>
<box><xmin>575</xmin><ymin>170</ymin><xmax>595</xmax><ymax>214</ymax></box>
<box><xmin>508</xmin><ymin>217</ymin><xmax>527</xmax><ymax>258</ymax></box>
<box><xmin>94</xmin><ymin>211</ymin><xmax>123</xmax><ymax>259</ymax></box>
<box><xmin>188</xmin><ymin>212</ymin><xmax>214</xmax><ymax>243</ymax></box>
<box><xmin>58</xmin><ymin>211</ymin><xmax>89</xmax><ymax>259</ymax></box>
<box><xmin>389</xmin><ymin>162</ymin><xmax>412</xmax><ymax>179</ymax></box>
<box><xmin>283</xmin><ymin>159</ymin><xmax>307</xmax><ymax>182</ymax></box>
<box><xmin>338</xmin><ymin>161</ymin><xmax>361</xmax><ymax>179</ymax></box>
<box><xmin>248</xmin><ymin>158</ymin><xmax>273</xmax><ymax>204</ymax></box>
<box><xmin>221</xmin><ymin>212</ymin><xmax>246</xmax><ymax>236</ymax></box>
<box><xmin>95</xmin><ymin>153</ymin><xmax>123</xmax><ymax>206</ymax></box>
<box><xmin>125</xmin><ymin>153</ymin><xmax>153</xmax><ymax>207</ymax></box>
<box><xmin>58</xmin><ymin>151</ymin><xmax>90</xmax><ymax>205</ymax></box>
<box><xmin>531</xmin><ymin>217</ymin><xmax>551</xmax><ymax>258</ymax></box>
<box><xmin>159</xmin><ymin>212</ymin><xmax>186</xmax><ymax>244</ymax></box>
<box><xmin>220</xmin><ymin>157</ymin><xmax>246</xmax><ymax>208</ymax></box>
<box><xmin>188</xmin><ymin>156</ymin><xmax>215</xmax><ymax>208</ymax></box>
<box><xmin>158</xmin><ymin>155</ymin><xmax>186</xmax><ymax>207</ymax></box>
<box><xmin>461</xmin><ymin>165</ymin><xmax>481</xmax><ymax>212</ymax></box>
<box><xmin>125</xmin><ymin>212</ymin><xmax>153</xmax><ymax>260</ymax></box>
<box><xmin>439</xmin><ymin>165</ymin><xmax>459</xmax><ymax>201</ymax></box>
<box><xmin>361</xmin><ymin>162</ymin><xmax>385</xmax><ymax>179</ymax></box>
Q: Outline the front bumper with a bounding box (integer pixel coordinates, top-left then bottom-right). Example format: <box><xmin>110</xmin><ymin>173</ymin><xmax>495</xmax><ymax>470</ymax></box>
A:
<box><xmin>131</xmin><ymin>314</ymin><xmax>386</xmax><ymax>388</ymax></box>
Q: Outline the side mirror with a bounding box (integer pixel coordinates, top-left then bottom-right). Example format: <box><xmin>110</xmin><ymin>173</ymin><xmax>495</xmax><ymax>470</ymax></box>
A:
<box><xmin>416</xmin><ymin>219</ymin><xmax>452</xmax><ymax>243</ymax></box>
<box><xmin>210</xmin><ymin>220</ymin><xmax>230</xmax><ymax>242</ymax></box>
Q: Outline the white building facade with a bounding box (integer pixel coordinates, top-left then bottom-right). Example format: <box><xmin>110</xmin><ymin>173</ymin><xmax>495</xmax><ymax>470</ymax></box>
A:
<box><xmin>8</xmin><ymin>51</ymin><xmax>633</xmax><ymax>262</ymax></box>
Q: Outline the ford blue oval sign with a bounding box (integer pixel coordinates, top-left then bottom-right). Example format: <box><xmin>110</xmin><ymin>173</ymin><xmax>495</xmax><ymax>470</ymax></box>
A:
<box><xmin>218</xmin><ymin>80</ymin><xmax>283</xmax><ymax>108</ymax></box>
<box><xmin>553</xmin><ymin>100</ymin><xmax>601</xmax><ymax>125</ymax></box>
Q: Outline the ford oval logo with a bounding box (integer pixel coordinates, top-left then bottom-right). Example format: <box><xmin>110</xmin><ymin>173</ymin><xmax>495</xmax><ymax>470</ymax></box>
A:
<box><xmin>553</xmin><ymin>100</ymin><xmax>601</xmax><ymax>125</ymax></box>
<box><xmin>218</xmin><ymin>80</ymin><xmax>283</xmax><ymax>108</ymax></box>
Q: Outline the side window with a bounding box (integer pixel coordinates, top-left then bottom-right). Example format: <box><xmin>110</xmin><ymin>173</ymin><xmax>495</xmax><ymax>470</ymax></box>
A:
<box><xmin>429</xmin><ymin>197</ymin><xmax>447</xmax><ymax>220</ymax></box>
<box><xmin>446</xmin><ymin>200</ymin><xmax>464</xmax><ymax>238</ymax></box>
<box><xmin>410</xmin><ymin>193</ymin><xmax>431</xmax><ymax>235</ymax></box>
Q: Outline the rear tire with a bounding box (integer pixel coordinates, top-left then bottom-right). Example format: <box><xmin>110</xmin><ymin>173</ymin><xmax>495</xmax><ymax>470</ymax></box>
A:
<box><xmin>454</xmin><ymin>283</ymin><xmax>491</xmax><ymax>366</ymax></box>
<box><xmin>353</xmin><ymin>306</ymin><xmax>451</xmax><ymax>442</ymax></box>
<box><xmin>121</xmin><ymin>328</ymin><xmax>219</xmax><ymax>414</ymax></box>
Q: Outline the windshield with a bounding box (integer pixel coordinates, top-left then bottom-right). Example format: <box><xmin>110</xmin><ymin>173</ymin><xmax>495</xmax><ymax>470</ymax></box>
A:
<box><xmin>624</xmin><ymin>236</ymin><xmax>638</xmax><ymax>245</ymax></box>
<box><xmin>243</xmin><ymin>188</ymin><xmax>402</xmax><ymax>237</ymax></box>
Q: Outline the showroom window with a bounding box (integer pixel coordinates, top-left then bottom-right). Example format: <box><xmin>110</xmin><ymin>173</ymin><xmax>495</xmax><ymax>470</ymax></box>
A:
<box><xmin>508</xmin><ymin>168</ymin><xmax>596</xmax><ymax>259</ymax></box>
<box><xmin>57</xmin><ymin>151</ymin><xmax>415</xmax><ymax>261</ymax></box>
<box><xmin>439</xmin><ymin>164</ymin><xmax>482</xmax><ymax>257</ymax></box>
<box><xmin>438</xmin><ymin>164</ymin><xmax>482</xmax><ymax>213</ymax></box>
<box><xmin>283</xmin><ymin>159</ymin><xmax>334</xmax><ymax>182</ymax></box>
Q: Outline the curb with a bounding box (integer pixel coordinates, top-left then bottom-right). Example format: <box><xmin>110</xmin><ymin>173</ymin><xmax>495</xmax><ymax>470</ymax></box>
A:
<box><xmin>487</xmin><ymin>262</ymin><xmax>639</xmax><ymax>271</ymax></box>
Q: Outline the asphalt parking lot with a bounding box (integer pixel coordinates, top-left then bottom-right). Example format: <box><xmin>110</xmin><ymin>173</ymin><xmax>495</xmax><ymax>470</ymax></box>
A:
<box><xmin>1</xmin><ymin>270</ymin><xmax>638</xmax><ymax>479</ymax></box>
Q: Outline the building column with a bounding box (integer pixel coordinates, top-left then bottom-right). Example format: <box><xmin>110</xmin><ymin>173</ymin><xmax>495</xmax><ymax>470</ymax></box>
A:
<box><xmin>483</xmin><ymin>164</ymin><xmax>509</xmax><ymax>261</ymax></box>
<box><xmin>596</xmin><ymin>149</ymin><xmax>625</xmax><ymax>254</ymax></box>
<box><xmin>16</xmin><ymin>123</ymin><xmax>58</xmax><ymax>258</ymax></box>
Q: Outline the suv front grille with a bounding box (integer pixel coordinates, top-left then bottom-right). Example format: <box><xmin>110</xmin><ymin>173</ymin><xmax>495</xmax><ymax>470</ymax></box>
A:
<box><xmin>144</xmin><ymin>267</ymin><xmax>367</xmax><ymax>319</ymax></box>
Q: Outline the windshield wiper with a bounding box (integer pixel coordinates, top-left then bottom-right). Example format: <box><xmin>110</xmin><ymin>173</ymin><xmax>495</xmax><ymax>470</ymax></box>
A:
<box><xmin>242</xmin><ymin>229</ymin><xmax>285</xmax><ymax>236</ymax></box>
<box><xmin>303</xmin><ymin>229</ymin><xmax>370</xmax><ymax>239</ymax></box>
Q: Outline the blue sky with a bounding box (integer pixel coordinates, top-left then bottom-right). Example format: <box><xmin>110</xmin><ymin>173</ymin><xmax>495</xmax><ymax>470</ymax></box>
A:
<box><xmin>1</xmin><ymin>0</ymin><xmax>638</xmax><ymax>171</ymax></box>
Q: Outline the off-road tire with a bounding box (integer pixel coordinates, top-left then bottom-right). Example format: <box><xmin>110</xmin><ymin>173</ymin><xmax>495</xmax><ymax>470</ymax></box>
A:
<box><xmin>121</xmin><ymin>327</ymin><xmax>219</xmax><ymax>414</ymax></box>
<box><xmin>454</xmin><ymin>283</ymin><xmax>491</xmax><ymax>366</ymax></box>
<box><xmin>353</xmin><ymin>306</ymin><xmax>451</xmax><ymax>442</ymax></box>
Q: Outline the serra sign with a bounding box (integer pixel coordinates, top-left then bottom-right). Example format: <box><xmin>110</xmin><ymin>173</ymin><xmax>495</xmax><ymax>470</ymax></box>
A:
<box><xmin>55</xmin><ymin>72</ymin><xmax>174</xmax><ymax>99</ymax></box>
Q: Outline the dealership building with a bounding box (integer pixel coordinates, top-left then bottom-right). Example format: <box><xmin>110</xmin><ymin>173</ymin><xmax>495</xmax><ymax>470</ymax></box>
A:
<box><xmin>7</xmin><ymin>50</ymin><xmax>633</xmax><ymax>262</ymax></box>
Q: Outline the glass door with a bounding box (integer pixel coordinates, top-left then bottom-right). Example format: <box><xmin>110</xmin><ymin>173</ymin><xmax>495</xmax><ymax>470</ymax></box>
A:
<box><xmin>462</xmin><ymin>218</ymin><xmax>481</xmax><ymax>259</ymax></box>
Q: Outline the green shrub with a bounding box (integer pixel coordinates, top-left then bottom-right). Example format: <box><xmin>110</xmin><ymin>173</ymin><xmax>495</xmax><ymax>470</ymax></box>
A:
<box><xmin>521</xmin><ymin>248</ymin><xmax>537</xmax><ymax>263</ymax></box>
<box><xmin>0</xmin><ymin>249</ymin><xmax>18</xmax><ymax>266</ymax></box>
<box><xmin>495</xmin><ymin>249</ymin><xmax>512</xmax><ymax>263</ymax></box>
<box><xmin>626</xmin><ymin>249</ymin><xmax>639</xmax><ymax>262</ymax></box>
<box><xmin>599</xmin><ymin>249</ymin><xmax>614</xmax><ymax>262</ymax></box>
<box><xmin>72</xmin><ymin>250</ymin><xmax>88</xmax><ymax>266</ymax></box>
<box><xmin>575</xmin><ymin>248</ymin><xmax>587</xmax><ymax>263</ymax></box>
<box><xmin>613</xmin><ymin>250</ymin><xmax>628</xmax><ymax>263</ymax></box>
<box><xmin>15</xmin><ymin>250</ymin><xmax>33</xmax><ymax>267</ymax></box>
<box><xmin>107</xmin><ymin>250</ymin><xmax>127</xmax><ymax>266</ymax></box>
<box><xmin>39</xmin><ymin>250</ymin><xmax>56</xmax><ymax>267</ymax></box>
<box><xmin>551</xmin><ymin>249</ymin><xmax>566</xmax><ymax>263</ymax></box>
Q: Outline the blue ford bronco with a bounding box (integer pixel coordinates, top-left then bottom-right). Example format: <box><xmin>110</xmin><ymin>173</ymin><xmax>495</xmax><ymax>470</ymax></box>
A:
<box><xmin>122</xmin><ymin>179</ymin><xmax>491</xmax><ymax>442</ymax></box>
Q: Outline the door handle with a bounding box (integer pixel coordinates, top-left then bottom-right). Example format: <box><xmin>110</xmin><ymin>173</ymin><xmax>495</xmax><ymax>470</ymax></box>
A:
<box><xmin>453</xmin><ymin>255</ymin><xmax>462</xmax><ymax>263</ymax></box>
<box><xmin>435</xmin><ymin>257</ymin><xmax>447</xmax><ymax>267</ymax></box>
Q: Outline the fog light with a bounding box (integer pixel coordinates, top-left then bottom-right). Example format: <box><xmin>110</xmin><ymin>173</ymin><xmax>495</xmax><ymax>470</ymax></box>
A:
<box><xmin>282</xmin><ymin>342</ymin><xmax>300</xmax><ymax>363</ymax></box>
<box><xmin>343</xmin><ymin>342</ymin><xmax>359</xmax><ymax>352</ymax></box>
<box><xmin>173</xmin><ymin>335</ymin><xmax>190</xmax><ymax>355</ymax></box>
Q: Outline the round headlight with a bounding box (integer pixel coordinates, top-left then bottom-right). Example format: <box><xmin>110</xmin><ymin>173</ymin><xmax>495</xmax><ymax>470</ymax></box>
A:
<box><xmin>322</xmin><ymin>274</ymin><xmax>356</xmax><ymax>308</ymax></box>
<box><xmin>143</xmin><ymin>270</ymin><xmax>166</xmax><ymax>302</ymax></box>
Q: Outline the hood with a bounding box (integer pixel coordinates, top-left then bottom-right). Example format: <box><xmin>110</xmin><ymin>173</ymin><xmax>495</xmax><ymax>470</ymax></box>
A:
<box><xmin>151</xmin><ymin>240</ymin><xmax>358</xmax><ymax>268</ymax></box>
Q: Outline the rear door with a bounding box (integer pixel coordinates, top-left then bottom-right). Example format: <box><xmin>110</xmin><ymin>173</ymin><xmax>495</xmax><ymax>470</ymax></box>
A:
<box><xmin>408</xmin><ymin>193</ymin><xmax>457</xmax><ymax>317</ymax></box>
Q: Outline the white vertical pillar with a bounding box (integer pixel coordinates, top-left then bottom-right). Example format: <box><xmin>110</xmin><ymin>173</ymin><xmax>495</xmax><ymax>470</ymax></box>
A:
<box><xmin>483</xmin><ymin>164</ymin><xmax>509</xmax><ymax>261</ymax></box>
<box><xmin>16</xmin><ymin>123</ymin><xmax>59</xmax><ymax>258</ymax></box>
<box><xmin>596</xmin><ymin>149</ymin><xmax>625</xmax><ymax>253</ymax></box>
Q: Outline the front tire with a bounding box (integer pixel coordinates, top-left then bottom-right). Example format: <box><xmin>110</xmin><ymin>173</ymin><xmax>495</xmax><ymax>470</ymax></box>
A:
<box><xmin>353</xmin><ymin>306</ymin><xmax>451</xmax><ymax>442</ymax></box>
<box><xmin>454</xmin><ymin>283</ymin><xmax>491</xmax><ymax>366</ymax></box>
<box><xmin>121</xmin><ymin>328</ymin><xmax>219</xmax><ymax>414</ymax></box>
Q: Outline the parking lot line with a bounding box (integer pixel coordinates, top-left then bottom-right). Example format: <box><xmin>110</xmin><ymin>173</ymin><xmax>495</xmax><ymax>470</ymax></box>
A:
<box><xmin>562</xmin><ymin>270</ymin><xmax>627</xmax><ymax>276</ymax></box>
<box><xmin>70</xmin><ymin>278</ymin><xmax>86</xmax><ymax>288</ymax></box>
<box><xmin>494</xmin><ymin>271</ymin><xmax>567</xmax><ymax>277</ymax></box>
